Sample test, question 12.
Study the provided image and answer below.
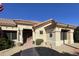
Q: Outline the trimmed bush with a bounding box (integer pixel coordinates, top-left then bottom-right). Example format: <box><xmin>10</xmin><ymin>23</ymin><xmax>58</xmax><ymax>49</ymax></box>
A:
<box><xmin>0</xmin><ymin>37</ymin><xmax>14</xmax><ymax>51</ymax></box>
<box><xmin>36</xmin><ymin>39</ymin><xmax>43</xmax><ymax>45</ymax></box>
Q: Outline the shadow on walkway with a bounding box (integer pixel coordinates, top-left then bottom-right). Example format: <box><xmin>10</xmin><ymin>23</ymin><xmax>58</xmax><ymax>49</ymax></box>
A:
<box><xmin>12</xmin><ymin>47</ymin><xmax>78</xmax><ymax>56</ymax></box>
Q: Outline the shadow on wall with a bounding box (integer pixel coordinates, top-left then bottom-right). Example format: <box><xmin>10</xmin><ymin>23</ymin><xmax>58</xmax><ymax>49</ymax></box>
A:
<box><xmin>12</xmin><ymin>47</ymin><xmax>78</xmax><ymax>56</ymax></box>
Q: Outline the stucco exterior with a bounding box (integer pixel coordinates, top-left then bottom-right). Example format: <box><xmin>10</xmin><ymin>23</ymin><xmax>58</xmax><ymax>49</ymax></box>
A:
<box><xmin>33</xmin><ymin>26</ymin><xmax>74</xmax><ymax>47</ymax></box>
<box><xmin>33</xmin><ymin>20</ymin><xmax>75</xmax><ymax>47</ymax></box>
<box><xmin>0</xmin><ymin>19</ymin><xmax>76</xmax><ymax>47</ymax></box>
<box><xmin>17</xmin><ymin>24</ymin><xmax>32</xmax><ymax>43</ymax></box>
<box><xmin>54</xmin><ymin>27</ymin><xmax>74</xmax><ymax>46</ymax></box>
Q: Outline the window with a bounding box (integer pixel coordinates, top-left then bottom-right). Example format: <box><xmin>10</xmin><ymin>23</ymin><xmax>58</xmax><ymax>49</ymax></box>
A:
<box><xmin>40</xmin><ymin>31</ymin><xmax>43</xmax><ymax>34</ymax></box>
<box><xmin>6</xmin><ymin>31</ymin><xmax>17</xmax><ymax>40</ymax></box>
<box><xmin>7</xmin><ymin>33</ymin><xmax>11</xmax><ymax>40</ymax></box>
<box><xmin>12</xmin><ymin>32</ymin><xmax>17</xmax><ymax>39</ymax></box>
<box><xmin>50</xmin><ymin>33</ymin><xmax>52</xmax><ymax>37</ymax></box>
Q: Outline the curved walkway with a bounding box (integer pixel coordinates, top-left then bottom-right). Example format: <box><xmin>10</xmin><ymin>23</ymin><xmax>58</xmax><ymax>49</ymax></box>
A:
<box><xmin>0</xmin><ymin>43</ymin><xmax>79</xmax><ymax>56</ymax></box>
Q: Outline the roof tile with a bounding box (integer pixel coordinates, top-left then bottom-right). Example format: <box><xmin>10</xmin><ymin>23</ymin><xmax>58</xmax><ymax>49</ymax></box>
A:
<box><xmin>0</xmin><ymin>19</ymin><xmax>16</xmax><ymax>26</ymax></box>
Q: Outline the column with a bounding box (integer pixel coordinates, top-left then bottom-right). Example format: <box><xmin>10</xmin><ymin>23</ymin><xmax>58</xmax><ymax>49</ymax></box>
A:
<box><xmin>17</xmin><ymin>30</ymin><xmax>19</xmax><ymax>42</ymax></box>
<box><xmin>19</xmin><ymin>29</ymin><xmax>23</xmax><ymax>44</ymax></box>
<box><xmin>54</xmin><ymin>27</ymin><xmax>62</xmax><ymax>46</ymax></box>
<box><xmin>55</xmin><ymin>31</ymin><xmax>61</xmax><ymax>46</ymax></box>
<box><xmin>32</xmin><ymin>29</ymin><xmax>36</xmax><ymax>45</ymax></box>
<box><xmin>17</xmin><ymin>28</ymin><xmax>23</xmax><ymax>44</ymax></box>
<box><xmin>69</xmin><ymin>31</ymin><xmax>74</xmax><ymax>44</ymax></box>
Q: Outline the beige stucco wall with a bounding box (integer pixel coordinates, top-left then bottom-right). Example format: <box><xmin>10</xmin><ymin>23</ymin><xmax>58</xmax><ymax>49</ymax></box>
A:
<box><xmin>0</xmin><ymin>24</ymin><xmax>74</xmax><ymax>47</ymax></box>
<box><xmin>0</xmin><ymin>26</ymin><xmax>17</xmax><ymax>31</ymax></box>
<box><xmin>46</xmin><ymin>31</ymin><xmax>56</xmax><ymax>47</ymax></box>
<box><xmin>33</xmin><ymin>27</ymin><xmax>47</xmax><ymax>42</ymax></box>
<box><xmin>33</xmin><ymin>23</ymin><xmax>52</xmax><ymax>46</ymax></box>
<box><xmin>54</xmin><ymin>27</ymin><xmax>74</xmax><ymax>46</ymax></box>
<box><xmin>17</xmin><ymin>25</ymin><xmax>32</xmax><ymax>30</ymax></box>
<box><xmin>33</xmin><ymin>24</ymin><xmax>74</xmax><ymax>47</ymax></box>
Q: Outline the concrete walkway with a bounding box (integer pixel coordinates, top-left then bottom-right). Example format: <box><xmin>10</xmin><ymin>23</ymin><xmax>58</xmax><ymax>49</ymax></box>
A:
<box><xmin>0</xmin><ymin>37</ymin><xmax>33</xmax><ymax>56</ymax></box>
<box><xmin>0</xmin><ymin>46</ymin><xmax>21</xmax><ymax>56</ymax></box>
<box><xmin>52</xmin><ymin>43</ymin><xmax>79</xmax><ymax>55</ymax></box>
<box><xmin>0</xmin><ymin>43</ymin><xmax>79</xmax><ymax>56</ymax></box>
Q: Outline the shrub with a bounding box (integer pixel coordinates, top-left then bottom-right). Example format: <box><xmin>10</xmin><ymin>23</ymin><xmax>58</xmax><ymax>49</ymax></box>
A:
<box><xmin>0</xmin><ymin>37</ymin><xmax>14</xmax><ymax>51</ymax></box>
<box><xmin>74</xmin><ymin>26</ymin><xmax>79</xmax><ymax>42</ymax></box>
<box><xmin>36</xmin><ymin>39</ymin><xmax>43</xmax><ymax>45</ymax></box>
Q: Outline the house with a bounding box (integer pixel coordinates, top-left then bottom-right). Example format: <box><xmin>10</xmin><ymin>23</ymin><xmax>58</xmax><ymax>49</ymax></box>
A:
<box><xmin>0</xmin><ymin>18</ymin><xmax>76</xmax><ymax>47</ymax></box>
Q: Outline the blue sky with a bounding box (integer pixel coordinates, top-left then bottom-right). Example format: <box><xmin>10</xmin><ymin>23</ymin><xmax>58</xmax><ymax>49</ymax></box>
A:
<box><xmin>0</xmin><ymin>3</ymin><xmax>79</xmax><ymax>26</ymax></box>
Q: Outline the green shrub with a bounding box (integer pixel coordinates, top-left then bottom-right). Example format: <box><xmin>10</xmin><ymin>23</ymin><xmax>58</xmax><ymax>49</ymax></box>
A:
<box><xmin>0</xmin><ymin>37</ymin><xmax>14</xmax><ymax>51</ymax></box>
<box><xmin>74</xmin><ymin>26</ymin><xmax>79</xmax><ymax>42</ymax></box>
<box><xmin>36</xmin><ymin>39</ymin><xmax>43</xmax><ymax>45</ymax></box>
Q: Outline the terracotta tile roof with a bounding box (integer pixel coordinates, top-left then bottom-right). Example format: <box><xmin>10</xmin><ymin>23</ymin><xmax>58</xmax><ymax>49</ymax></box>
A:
<box><xmin>33</xmin><ymin>19</ymin><xmax>76</xmax><ymax>29</ymax></box>
<box><xmin>0</xmin><ymin>19</ymin><xmax>16</xmax><ymax>26</ymax></box>
<box><xmin>0</xmin><ymin>18</ymin><xmax>39</xmax><ymax>26</ymax></box>
<box><xmin>0</xmin><ymin>18</ymin><xmax>76</xmax><ymax>29</ymax></box>
<box><xmin>14</xmin><ymin>20</ymin><xmax>39</xmax><ymax>25</ymax></box>
<box><xmin>33</xmin><ymin>19</ymin><xmax>56</xmax><ymax>28</ymax></box>
<box><xmin>56</xmin><ymin>22</ymin><xmax>76</xmax><ymax>29</ymax></box>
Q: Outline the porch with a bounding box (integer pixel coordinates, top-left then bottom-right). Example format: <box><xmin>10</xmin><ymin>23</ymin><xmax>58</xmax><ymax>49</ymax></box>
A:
<box><xmin>54</xmin><ymin>27</ymin><xmax>74</xmax><ymax>46</ymax></box>
<box><xmin>0</xmin><ymin>28</ymin><xmax>33</xmax><ymax>46</ymax></box>
<box><xmin>0</xmin><ymin>30</ymin><xmax>17</xmax><ymax>41</ymax></box>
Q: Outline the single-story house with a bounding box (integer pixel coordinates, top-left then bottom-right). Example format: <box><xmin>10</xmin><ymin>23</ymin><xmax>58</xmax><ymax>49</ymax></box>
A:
<box><xmin>0</xmin><ymin>18</ymin><xmax>76</xmax><ymax>47</ymax></box>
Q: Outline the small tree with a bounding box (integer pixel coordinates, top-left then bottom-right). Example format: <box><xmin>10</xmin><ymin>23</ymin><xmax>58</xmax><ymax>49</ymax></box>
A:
<box><xmin>74</xmin><ymin>26</ymin><xmax>79</xmax><ymax>42</ymax></box>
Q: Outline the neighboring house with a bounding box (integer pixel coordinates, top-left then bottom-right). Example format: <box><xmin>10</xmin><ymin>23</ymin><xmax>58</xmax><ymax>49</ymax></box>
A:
<box><xmin>0</xmin><ymin>18</ymin><xmax>76</xmax><ymax>47</ymax></box>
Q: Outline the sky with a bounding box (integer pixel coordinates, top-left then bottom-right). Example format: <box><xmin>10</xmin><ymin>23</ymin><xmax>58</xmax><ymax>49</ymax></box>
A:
<box><xmin>0</xmin><ymin>3</ymin><xmax>79</xmax><ymax>26</ymax></box>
